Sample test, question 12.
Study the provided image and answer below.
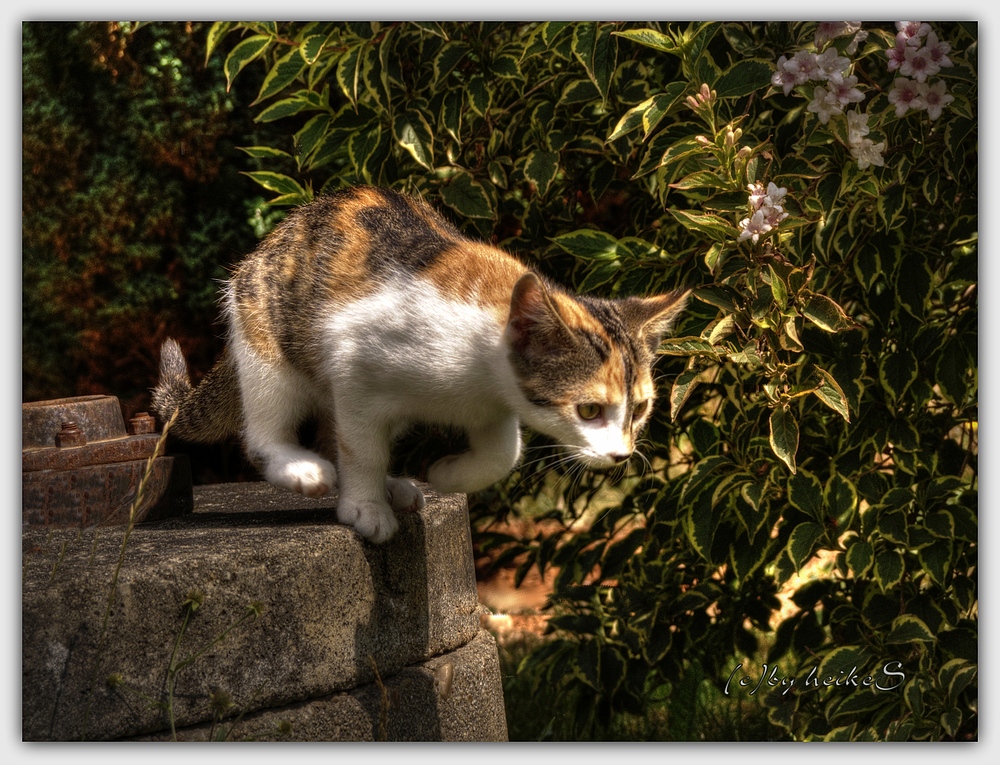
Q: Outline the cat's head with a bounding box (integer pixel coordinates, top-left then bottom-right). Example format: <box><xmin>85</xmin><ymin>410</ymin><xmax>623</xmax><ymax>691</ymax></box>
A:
<box><xmin>504</xmin><ymin>272</ymin><xmax>689</xmax><ymax>470</ymax></box>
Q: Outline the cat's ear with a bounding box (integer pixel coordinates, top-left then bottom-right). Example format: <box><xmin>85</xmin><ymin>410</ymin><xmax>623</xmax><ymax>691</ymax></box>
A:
<box><xmin>622</xmin><ymin>289</ymin><xmax>691</xmax><ymax>354</ymax></box>
<box><xmin>505</xmin><ymin>272</ymin><xmax>574</xmax><ymax>356</ymax></box>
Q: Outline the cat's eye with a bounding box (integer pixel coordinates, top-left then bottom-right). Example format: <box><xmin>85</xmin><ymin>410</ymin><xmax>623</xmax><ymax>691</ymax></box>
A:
<box><xmin>577</xmin><ymin>403</ymin><xmax>603</xmax><ymax>421</ymax></box>
<box><xmin>632</xmin><ymin>400</ymin><xmax>649</xmax><ymax>420</ymax></box>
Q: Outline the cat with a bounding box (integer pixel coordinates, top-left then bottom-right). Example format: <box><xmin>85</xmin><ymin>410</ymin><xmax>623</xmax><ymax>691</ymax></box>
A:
<box><xmin>152</xmin><ymin>186</ymin><xmax>688</xmax><ymax>543</ymax></box>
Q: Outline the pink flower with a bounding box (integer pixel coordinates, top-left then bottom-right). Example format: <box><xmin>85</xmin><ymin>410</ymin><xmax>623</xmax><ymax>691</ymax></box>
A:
<box><xmin>888</xmin><ymin>77</ymin><xmax>926</xmax><ymax>117</ymax></box>
<box><xmin>739</xmin><ymin>210</ymin><xmax>771</xmax><ymax>243</ymax></box>
<box><xmin>885</xmin><ymin>32</ymin><xmax>908</xmax><ymax>72</ymax></box>
<box><xmin>772</xmin><ymin>56</ymin><xmax>799</xmax><ymax>95</ymax></box>
<box><xmin>830</xmin><ymin>75</ymin><xmax>866</xmax><ymax>107</ymax></box>
<box><xmin>815</xmin><ymin>22</ymin><xmax>862</xmax><ymax>48</ymax></box>
<box><xmin>901</xmin><ymin>45</ymin><xmax>940</xmax><ymax>82</ymax></box>
<box><xmin>924</xmin><ymin>31</ymin><xmax>954</xmax><ymax>68</ymax></box>
<box><xmin>896</xmin><ymin>21</ymin><xmax>931</xmax><ymax>45</ymax></box>
<box><xmin>918</xmin><ymin>80</ymin><xmax>955</xmax><ymax>121</ymax></box>
<box><xmin>747</xmin><ymin>182</ymin><xmax>767</xmax><ymax>209</ymax></box>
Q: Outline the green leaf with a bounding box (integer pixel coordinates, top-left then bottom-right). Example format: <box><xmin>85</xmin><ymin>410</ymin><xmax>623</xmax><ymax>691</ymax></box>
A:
<box><xmin>560</xmin><ymin>79</ymin><xmax>600</xmax><ymax>105</ymax></box>
<box><xmin>468</xmin><ymin>75</ymin><xmax>491</xmax><ymax>116</ymax></box>
<box><xmin>393</xmin><ymin>112</ymin><xmax>435</xmax><ymax>170</ymax></box>
<box><xmin>571</xmin><ymin>23</ymin><xmax>618</xmax><ymax>103</ymax></box>
<box><xmin>335</xmin><ymin>44</ymin><xmax>362</xmax><ymax>105</ymax></box>
<box><xmin>255</xmin><ymin>94</ymin><xmax>314</xmax><ymax>123</ymax></box>
<box><xmin>657</xmin><ymin>336</ymin><xmax>718</xmax><ymax>357</ymax></box>
<box><xmin>874</xmin><ymin>550</ymin><xmax>904</xmax><ymax>590</ymax></box>
<box><xmin>224</xmin><ymin>34</ymin><xmax>270</xmax><ymax>91</ymax></box>
<box><xmin>524</xmin><ymin>149</ymin><xmax>560</xmax><ymax>197</ymax></box>
<box><xmin>440</xmin><ymin>172</ymin><xmax>494</xmax><ymax>220</ymax></box>
<box><xmin>886</xmin><ymin>614</ymin><xmax>936</xmax><ymax>644</ymax></box>
<box><xmin>801</xmin><ymin>293</ymin><xmax>851</xmax><ymax>332</ymax></box>
<box><xmin>237</xmin><ymin>145</ymin><xmax>293</xmax><ymax>160</ymax></box>
<box><xmin>918</xmin><ymin>539</ymin><xmax>952</xmax><ymax>587</ymax></box>
<box><xmin>432</xmin><ymin>41</ymin><xmax>470</xmax><ymax>86</ymax></box>
<box><xmin>294</xmin><ymin>113</ymin><xmax>331</xmax><ymax>164</ymax></box>
<box><xmin>205</xmin><ymin>21</ymin><xmax>235</xmax><ymax>65</ymax></box>
<box><xmin>641</xmin><ymin>83</ymin><xmax>688</xmax><ymax>139</ymax></box>
<box><xmin>242</xmin><ymin>171</ymin><xmax>306</xmax><ymax>198</ymax></box>
<box><xmin>606</xmin><ymin>98</ymin><xmax>650</xmax><ymax>143</ymax></box>
<box><xmin>713</xmin><ymin>59</ymin><xmax>774</xmax><ymax>99</ymax></box>
<box><xmin>846</xmin><ymin>540</ymin><xmax>873</xmax><ymax>576</ymax></box>
<box><xmin>877</xmin><ymin>184</ymin><xmax>906</xmax><ymax>231</ymax></box>
<box><xmin>824</xmin><ymin>473</ymin><xmax>857</xmax><ymax>524</ymax></box>
<box><xmin>669</xmin><ymin>364</ymin><xmax>702</xmax><ymax>420</ymax></box>
<box><xmin>681</xmin><ymin>455</ymin><xmax>732</xmax><ymax>504</ymax></box>
<box><xmin>813</xmin><ymin>367</ymin><xmax>851</xmax><ymax>422</ymax></box>
<box><xmin>347</xmin><ymin>125</ymin><xmax>382</xmax><ymax>179</ymax></box>
<box><xmin>491</xmin><ymin>54</ymin><xmax>522</xmax><ymax>79</ymax></box>
<box><xmin>300</xmin><ymin>34</ymin><xmax>327</xmax><ymax>65</ymax></box>
<box><xmin>255</xmin><ymin>47</ymin><xmax>308</xmax><ymax>104</ymax></box>
<box><xmin>612</xmin><ymin>28</ymin><xmax>678</xmax><ymax>54</ymax></box>
<box><xmin>787</xmin><ymin>521</ymin><xmax>824</xmax><ymax>568</ymax></box>
<box><xmin>769</xmin><ymin>406</ymin><xmax>799</xmax><ymax>474</ymax></box>
<box><xmin>550</xmin><ymin>229</ymin><xmax>618</xmax><ymax>260</ymax></box>
<box><xmin>879</xmin><ymin>350</ymin><xmax>918</xmax><ymax>403</ymax></box>
<box><xmin>817</xmin><ymin>645</ymin><xmax>870</xmax><ymax>682</ymax></box>
<box><xmin>787</xmin><ymin>468</ymin><xmax>823</xmax><ymax>520</ymax></box>
<box><xmin>667</xmin><ymin>209</ymin><xmax>737</xmax><ymax>241</ymax></box>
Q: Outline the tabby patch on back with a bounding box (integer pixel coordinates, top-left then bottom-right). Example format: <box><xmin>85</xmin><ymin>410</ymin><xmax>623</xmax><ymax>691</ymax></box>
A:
<box><xmin>153</xmin><ymin>186</ymin><xmax>688</xmax><ymax>543</ymax></box>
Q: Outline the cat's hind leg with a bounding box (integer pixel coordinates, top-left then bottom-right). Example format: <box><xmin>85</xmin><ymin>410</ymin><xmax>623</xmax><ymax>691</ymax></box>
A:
<box><xmin>427</xmin><ymin>416</ymin><xmax>522</xmax><ymax>494</ymax></box>
<box><xmin>234</xmin><ymin>343</ymin><xmax>336</xmax><ymax>498</ymax></box>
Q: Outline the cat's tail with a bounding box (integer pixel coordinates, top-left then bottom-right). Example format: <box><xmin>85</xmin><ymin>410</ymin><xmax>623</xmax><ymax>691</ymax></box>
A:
<box><xmin>151</xmin><ymin>338</ymin><xmax>243</xmax><ymax>443</ymax></box>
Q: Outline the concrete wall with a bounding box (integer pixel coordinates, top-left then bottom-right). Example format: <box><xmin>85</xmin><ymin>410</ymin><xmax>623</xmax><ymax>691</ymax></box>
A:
<box><xmin>22</xmin><ymin>482</ymin><xmax>508</xmax><ymax>741</ymax></box>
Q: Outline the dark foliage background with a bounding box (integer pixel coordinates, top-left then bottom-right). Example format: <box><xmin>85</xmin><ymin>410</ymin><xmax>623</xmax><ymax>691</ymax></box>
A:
<box><xmin>21</xmin><ymin>21</ymin><xmax>977</xmax><ymax>741</ymax></box>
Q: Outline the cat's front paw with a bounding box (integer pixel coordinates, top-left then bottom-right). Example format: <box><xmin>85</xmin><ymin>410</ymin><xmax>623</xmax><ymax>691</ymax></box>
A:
<box><xmin>386</xmin><ymin>477</ymin><xmax>425</xmax><ymax>513</ymax></box>
<box><xmin>337</xmin><ymin>498</ymin><xmax>399</xmax><ymax>544</ymax></box>
<box><xmin>266</xmin><ymin>456</ymin><xmax>337</xmax><ymax>497</ymax></box>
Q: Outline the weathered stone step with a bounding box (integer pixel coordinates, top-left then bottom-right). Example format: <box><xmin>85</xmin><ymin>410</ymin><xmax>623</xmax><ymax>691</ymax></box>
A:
<box><xmin>22</xmin><ymin>482</ymin><xmax>507</xmax><ymax>741</ymax></box>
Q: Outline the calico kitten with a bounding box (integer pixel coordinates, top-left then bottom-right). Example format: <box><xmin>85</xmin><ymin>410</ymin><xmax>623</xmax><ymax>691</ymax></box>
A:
<box><xmin>153</xmin><ymin>186</ymin><xmax>688</xmax><ymax>543</ymax></box>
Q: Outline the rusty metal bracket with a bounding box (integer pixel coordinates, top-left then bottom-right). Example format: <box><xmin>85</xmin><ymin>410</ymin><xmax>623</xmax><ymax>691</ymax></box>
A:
<box><xmin>22</xmin><ymin>395</ymin><xmax>193</xmax><ymax>527</ymax></box>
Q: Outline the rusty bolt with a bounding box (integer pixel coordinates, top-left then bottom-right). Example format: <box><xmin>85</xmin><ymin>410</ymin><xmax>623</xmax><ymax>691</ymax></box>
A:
<box><xmin>128</xmin><ymin>412</ymin><xmax>156</xmax><ymax>436</ymax></box>
<box><xmin>55</xmin><ymin>422</ymin><xmax>86</xmax><ymax>448</ymax></box>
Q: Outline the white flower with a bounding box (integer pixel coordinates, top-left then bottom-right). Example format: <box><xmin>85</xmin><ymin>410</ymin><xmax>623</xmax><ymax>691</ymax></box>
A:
<box><xmin>739</xmin><ymin>210</ymin><xmax>771</xmax><ymax>243</ymax></box>
<box><xmin>900</xmin><ymin>45</ymin><xmax>940</xmax><ymax>82</ymax></box>
<box><xmin>885</xmin><ymin>32</ymin><xmax>908</xmax><ymax>72</ymax></box>
<box><xmin>772</xmin><ymin>56</ymin><xmax>800</xmax><ymax>96</ymax></box>
<box><xmin>918</xmin><ymin>80</ymin><xmax>955</xmax><ymax>121</ymax></box>
<box><xmin>807</xmin><ymin>86</ymin><xmax>842</xmax><ymax>124</ymax></box>
<box><xmin>845</xmin><ymin>29</ymin><xmax>868</xmax><ymax>56</ymax></box>
<box><xmin>763</xmin><ymin>182</ymin><xmax>787</xmax><ymax>209</ymax></box>
<box><xmin>855</xmin><ymin>139</ymin><xmax>886</xmax><ymax>168</ymax></box>
<box><xmin>815</xmin><ymin>47</ymin><xmax>851</xmax><ymax>85</ymax></box>
<box><xmin>783</xmin><ymin>50</ymin><xmax>820</xmax><ymax>82</ymax></box>
<box><xmin>747</xmin><ymin>181</ymin><xmax>767</xmax><ymax>209</ymax></box>
<box><xmin>846</xmin><ymin>110</ymin><xmax>870</xmax><ymax>146</ymax></box>
<box><xmin>924</xmin><ymin>31</ymin><xmax>954</xmax><ymax>68</ymax></box>
<box><xmin>850</xmin><ymin>138</ymin><xmax>886</xmax><ymax>170</ymax></box>
<box><xmin>888</xmin><ymin>77</ymin><xmax>926</xmax><ymax>117</ymax></box>
<box><xmin>896</xmin><ymin>21</ymin><xmax>931</xmax><ymax>45</ymax></box>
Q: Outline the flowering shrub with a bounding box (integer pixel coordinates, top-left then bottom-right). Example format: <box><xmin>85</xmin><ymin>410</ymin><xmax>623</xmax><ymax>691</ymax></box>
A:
<box><xmin>212</xmin><ymin>21</ymin><xmax>977</xmax><ymax>740</ymax></box>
